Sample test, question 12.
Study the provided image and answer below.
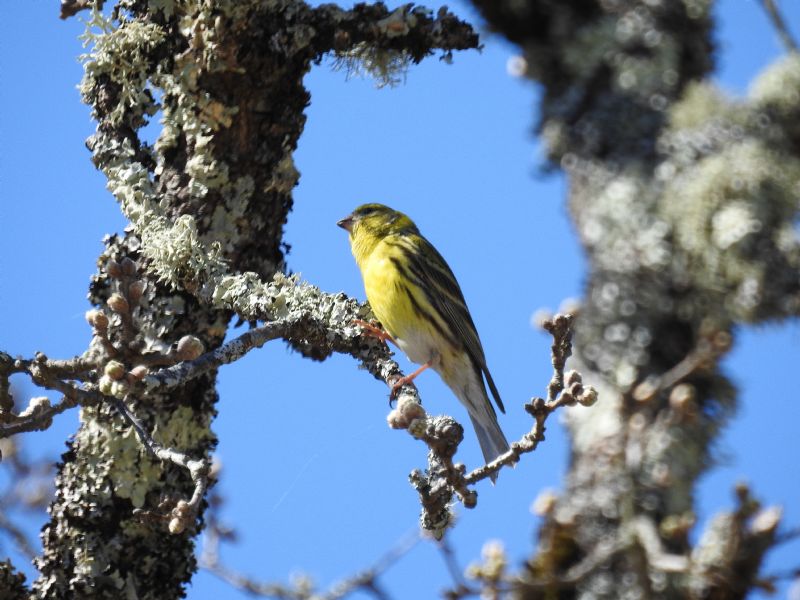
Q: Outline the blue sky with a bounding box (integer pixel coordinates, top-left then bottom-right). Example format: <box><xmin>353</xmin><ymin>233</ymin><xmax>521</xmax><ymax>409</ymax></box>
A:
<box><xmin>0</xmin><ymin>1</ymin><xmax>798</xmax><ymax>599</ymax></box>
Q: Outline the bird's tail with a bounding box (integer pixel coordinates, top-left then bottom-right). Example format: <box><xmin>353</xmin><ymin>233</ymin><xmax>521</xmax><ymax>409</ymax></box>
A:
<box><xmin>468</xmin><ymin>409</ymin><xmax>510</xmax><ymax>484</ymax></box>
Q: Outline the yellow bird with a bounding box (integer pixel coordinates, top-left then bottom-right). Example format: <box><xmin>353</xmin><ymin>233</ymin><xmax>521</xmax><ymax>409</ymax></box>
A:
<box><xmin>338</xmin><ymin>204</ymin><xmax>509</xmax><ymax>476</ymax></box>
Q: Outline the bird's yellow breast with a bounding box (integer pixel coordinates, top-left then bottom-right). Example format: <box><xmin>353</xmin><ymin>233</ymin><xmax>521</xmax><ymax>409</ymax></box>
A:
<box><xmin>357</xmin><ymin>238</ymin><xmax>446</xmax><ymax>367</ymax></box>
<box><xmin>360</xmin><ymin>239</ymin><xmax>414</xmax><ymax>339</ymax></box>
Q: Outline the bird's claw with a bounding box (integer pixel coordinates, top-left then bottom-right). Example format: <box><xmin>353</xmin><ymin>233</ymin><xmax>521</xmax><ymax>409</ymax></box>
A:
<box><xmin>353</xmin><ymin>319</ymin><xmax>396</xmax><ymax>346</ymax></box>
<box><xmin>389</xmin><ymin>375</ymin><xmax>415</xmax><ymax>403</ymax></box>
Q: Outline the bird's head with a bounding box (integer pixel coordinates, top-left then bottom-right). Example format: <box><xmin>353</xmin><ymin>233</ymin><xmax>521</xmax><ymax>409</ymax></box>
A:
<box><xmin>338</xmin><ymin>204</ymin><xmax>418</xmax><ymax>265</ymax></box>
<box><xmin>337</xmin><ymin>204</ymin><xmax>417</xmax><ymax>239</ymax></box>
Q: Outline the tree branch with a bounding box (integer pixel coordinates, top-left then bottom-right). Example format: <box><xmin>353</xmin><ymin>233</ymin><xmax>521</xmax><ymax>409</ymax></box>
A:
<box><xmin>760</xmin><ymin>0</ymin><xmax>799</xmax><ymax>52</ymax></box>
<box><xmin>400</xmin><ymin>314</ymin><xmax>597</xmax><ymax>537</ymax></box>
<box><xmin>312</xmin><ymin>3</ymin><xmax>479</xmax><ymax>63</ymax></box>
<box><xmin>201</xmin><ymin>527</ymin><xmax>420</xmax><ymax>600</ymax></box>
<box><xmin>59</xmin><ymin>0</ymin><xmax>103</xmax><ymax>20</ymax></box>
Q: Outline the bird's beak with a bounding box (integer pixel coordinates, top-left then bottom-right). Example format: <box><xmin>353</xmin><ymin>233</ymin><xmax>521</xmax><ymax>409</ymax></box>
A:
<box><xmin>337</xmin><ymin>215</ymin><xmax>354</xmax><ymax>232</ymax></box>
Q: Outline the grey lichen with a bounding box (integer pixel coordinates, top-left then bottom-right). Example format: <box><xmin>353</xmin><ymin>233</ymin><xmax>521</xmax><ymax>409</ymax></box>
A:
<box><xmin>663</xmin><ymin>140</ymin><xmax>800</xmax><ymax>317</ymax></box>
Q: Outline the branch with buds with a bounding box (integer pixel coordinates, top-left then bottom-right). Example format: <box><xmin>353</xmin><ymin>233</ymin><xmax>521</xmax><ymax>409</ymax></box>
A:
<box><xmin>0</xmin><ymin>257</ymin><xmax>423</xmax><ymax>533</ymax></box>
<box><xmin>387</xmin><ymin>314</ymin><xmax>597</xmax><ymax>538</ymax></box>
<box><xmin>2</xmin><ymin>292</ymin><xmax>596</xmax><ymax>541</ymax></box>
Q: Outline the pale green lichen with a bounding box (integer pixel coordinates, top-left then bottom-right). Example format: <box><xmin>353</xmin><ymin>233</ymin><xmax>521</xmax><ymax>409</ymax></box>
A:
<box><xmin>83</xmin><ymin>0</ymin><xmax>362</xmax><ymax>330</ymax></box>
<box><xmin>576</xmin><ymin>168</ymin><xmax>671</xmax><ymax>273</ymax></box>
<box><xmin>682</xmin><ymin>0</ymin><xmax>713</xmax><ymax>20</ymax></box>
<box><xmin>669</xmin><ymin>81</ymin><xmax>733</xmax><ymax>131</ymax></box>
<box><xmin>332</xmin><ymin>43</ymin><xmax>410</xmax><ymax>88</ymax></box>
<box><xmin>661</xmin><ymin>139</ymin><xmax>800</xmax><ymax>319</ymax></box>
<box><xmin>80</xmin><ymin>9</ymin><xmax>164</xmax><ymax>125</ymax></box>
<box><xmin>139</xmin><ymin>214</ymin><xmax>229</xmax><ymax>287</ymax></box>
<box><xmin>749</xmin><ymin>52</ymin><xmax>800</xmax><ymax>144</ymax></box>
<box><xmin>79</xmin><ymin>410</ymin><xmax>162</xmax><ymax>509</ymax></box>
<box><xmin>95</xmin><ymin>128</ymin><xmax>302</xmax><ymax>320</ymax></box>
<box><xmin>152</xmin><ymin>74</ymin><xmax>238</xmax><ymax>202</ymax></box>
<box><xmin>185</xmin><ymin>145</ymin><xmax>231</xmax><ymax>195</ymax></box>
<box><xmin>76</xmin><ymin>400</ymin><xmax>214</xmax><ymax>512</ymax></box>
<box><xmin>153</xmin><ymin>405</ymin><xmax>214</xmax><ymax>450</ymax></box>
<box><xmin>749</xmin><ymin>51</ymin><xmax>800</xmax><ymax>108</ymax></box>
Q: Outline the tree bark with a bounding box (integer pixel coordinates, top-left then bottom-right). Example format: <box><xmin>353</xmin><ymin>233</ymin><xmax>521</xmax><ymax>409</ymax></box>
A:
<box><xmin>469</xmin><ymin>1</ymin><xmax>799</xmax><ymax>597</ymax></box>
<box><xmin>31</xmin><ymin>1</ymin><xmax>478</xmax><ymax>597</ymax></box>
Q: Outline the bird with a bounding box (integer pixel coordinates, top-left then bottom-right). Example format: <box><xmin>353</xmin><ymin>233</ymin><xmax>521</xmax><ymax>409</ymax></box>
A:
<box><xmin>337</xmin><ymin>203</ymin><xmax>510</xmax><ymax>478</ymax></box>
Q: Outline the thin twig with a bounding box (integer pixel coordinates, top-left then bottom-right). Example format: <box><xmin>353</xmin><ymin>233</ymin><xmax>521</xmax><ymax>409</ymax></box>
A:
<box><xmin>323</xmin><ymin>531</ymin><xmax>420</xmax><ymax>600</ymax></box>
<box><xmin>201</xmin><ymin>529</ymin><xmax>421</xmax><ymax>600</ymax></box>
<box><xmin>111</xmin><ymin>396</ymin><xmax>209</xmax><ymax>534</ymax></box>
<box><xmin>439</xmin><ymin>537</ymin><xmax>467</xmax><ymax>588</ymax></box>
<box><xmin>465</xmin><ymin>315</ymin><xmax>593</xmax><ymax>485</ymax></box>
<box><xmin>0</xmin><ymin>508</ymin><xmax>38</xmax><ymax>559</ymax></box>
<box><xmin>543</xmin><ymin>314</ymin><xmax>574</xmax><ymax>402</ymax></box>
<box><xmin>760</xmin><ymin>0</ymin><xmax>799</xmax><ymax>52</ymax></box>
<box><xmin>143</xmin><ymin>321</ymin><xmax>287</xmax><ymax>391</ymax></box>
<box><xmin>404</xmin><ymin>314</ymin><xmax>595</xmax><ymax>537</ymax></box>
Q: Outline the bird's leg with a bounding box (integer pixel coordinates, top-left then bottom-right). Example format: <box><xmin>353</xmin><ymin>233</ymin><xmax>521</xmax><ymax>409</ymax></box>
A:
<box><xmin>353</xmin><ymin>319</ymin><xmax>397</xmax><ymax>346</ymax></box>
<box><xmin>390</xmin><ymin>354</ymin><xmax>439</xmax><ymax>399</ymax></box>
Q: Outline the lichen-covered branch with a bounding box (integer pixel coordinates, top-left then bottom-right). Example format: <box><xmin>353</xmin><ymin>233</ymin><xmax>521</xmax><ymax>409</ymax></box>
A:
<box><xmin>467</xmin><ymin>0</ymin><xmax>800</xmax><ymax>598</ymax></box>
<box><xmin>33</xmin><ymin>1</ymin><xmax>480</xmax><ymax>598</ymax></box>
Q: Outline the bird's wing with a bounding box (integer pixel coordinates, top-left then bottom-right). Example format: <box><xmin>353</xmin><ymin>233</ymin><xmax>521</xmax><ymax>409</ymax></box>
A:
<box><xmin>389</xmin><ymin>234</ymin><xmax>505</xmax><ymax>414</ymax></box>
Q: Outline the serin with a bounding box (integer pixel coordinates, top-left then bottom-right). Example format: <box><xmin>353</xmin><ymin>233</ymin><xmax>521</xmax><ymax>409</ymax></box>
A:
<box><xmin>338</xmin><ymin>204</ymin><xmax>509</xmax><ymax>479</ymax></box>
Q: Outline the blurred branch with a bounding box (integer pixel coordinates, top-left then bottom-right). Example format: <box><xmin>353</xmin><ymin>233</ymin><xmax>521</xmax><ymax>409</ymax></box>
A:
<box><xmin>200</xmin><ymin>514</ymin><xmax>421</xmax><ymax>600</ymax></box>
<box><xmin>630</xmin><ymin>330</ymin><xmax>733</xmax><ymax>403</ymax></box>
<box><xmin>0</xmin><ymin>510</ymin><xmax>37</xmax><ymax>560</ymax></box>
<box><xmin>760</xmin><ymin>0</ymin><xmax>799</xmax><ymax>52</ymax></box>
<box><xmin>439</xmin><ymin>538</ymin><xmax>467</xmax><ymax>590</ymax></box>
<box><xmin>689</xmin><ymin>484</ymin><xmax>783</xmax><ymax>597</ymax></box>
<box><xmin>775</xmin><ymin>525</ymin><xmax>800</xmax><ymax>545</ymax></box>
<box><xmin>59</xmin><ymin>0</ymin><xmax>103</xmax><ymax>20</ymax></box>
<box><xmin>0</xmin><ymin>436</ymin><xmax>55</xmax><ymax>576</ymax></box>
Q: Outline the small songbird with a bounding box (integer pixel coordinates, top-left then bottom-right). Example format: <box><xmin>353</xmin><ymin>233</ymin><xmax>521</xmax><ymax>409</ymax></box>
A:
<box><xmin>338</xmin><ymin>204</ymin><xmax>509</xmax><ymax>476</ymax></box>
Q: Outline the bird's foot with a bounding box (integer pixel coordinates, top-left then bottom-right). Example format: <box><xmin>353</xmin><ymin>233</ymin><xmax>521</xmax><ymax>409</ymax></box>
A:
<box><xmin>389</xmin><ymin>374</ymin><xmax>416</xmax><ymax>401</ymax></box>
<box><xmin>353</xmin><ymin>319</ymin><xmax>396</xmax><ymax>346</ymax></box>
<box><xmin>388</xmin><ymin>358</ymin><xmax>436</xmax><ymax>401</ymax></box>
